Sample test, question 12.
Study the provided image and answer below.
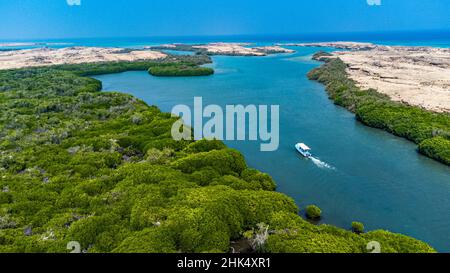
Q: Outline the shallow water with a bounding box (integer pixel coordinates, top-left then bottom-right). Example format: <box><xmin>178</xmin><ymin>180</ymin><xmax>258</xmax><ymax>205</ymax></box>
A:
<box><xmin>95</xmin><ymin>47</ymin><xmax>450</xmax><ymax>252</ymax></box>
<box><xmin>161</xmin><ymin>49</ymin><xmax>195</xmax><ymax>56</ymax></box>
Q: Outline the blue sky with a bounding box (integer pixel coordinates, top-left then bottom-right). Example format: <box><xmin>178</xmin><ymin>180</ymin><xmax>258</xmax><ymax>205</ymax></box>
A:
<box><xmin>1</xmin><ymin>0</ymin><xmax>449</xmax><ymax>40</ymax></box>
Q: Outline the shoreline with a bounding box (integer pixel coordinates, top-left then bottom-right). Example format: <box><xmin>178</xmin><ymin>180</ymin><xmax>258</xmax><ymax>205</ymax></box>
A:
<box><xmin>308</xmin><ymin>52</ymin><xmax>450</xmax><ymax>166</ymax></box>
<box><xmin>0</xmin><ymin>47</ymin><xmax>167</xmax><ymax>70</ymax></box>
<box><xmin>286</xmin><ymin>42</ymin><xmax>450</xmax><ymax>113</ymax></box>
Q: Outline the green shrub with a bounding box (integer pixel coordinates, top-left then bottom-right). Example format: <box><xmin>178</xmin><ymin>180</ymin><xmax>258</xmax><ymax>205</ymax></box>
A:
<box><xmin>171</xmin><ymin>149</ymin><xmax>247</xmax><ymax>175</ymax></box>
<box><xmin>351</xmin><ymin>222</ymin><xmax>365</xmax><ymax>234</ymax></box>
<box><xmin>306</xmin><ymin>205</ymin><xmax>322</xmax><ymax>220</ymax></box>
<box><xmin>0</xmin><ymin>193</ymin><xmax>13</xmax><ymax>204</ymax></box>
<box><xmin>419</xmin><ymin>136</ymin><xmax>450</xmax><ymax>165</ymax></box>
<box><xmin>184</xmin><ymin>139</ymin><xmax>226</xmax><ymax>153</ymax></box>
<box><xmin>113</xmin><ymin>228</ymin><xmax>177</xmax><ymax>253</ymax></box>
<box><xmin>362</xmin><ymin>231</ymin><xmax>435</xmax><ymax>253</ymax></box>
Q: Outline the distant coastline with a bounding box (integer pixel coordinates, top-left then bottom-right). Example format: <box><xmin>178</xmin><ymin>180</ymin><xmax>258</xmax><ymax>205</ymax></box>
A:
<box><xmin>0</xmin><ymin>43</ymin><xmax>294</xmax><ymax>70</ymax></box>
<box><xmin>0</xmin><ymin>42</ymin><xmax>73</xmax><ymax>48</ymax></box>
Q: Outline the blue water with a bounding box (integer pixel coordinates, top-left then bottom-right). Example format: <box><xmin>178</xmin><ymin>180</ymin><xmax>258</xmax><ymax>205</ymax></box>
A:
<box><xmin>161</xmin><ymin>49</ymin><xmax>195</xmax><ymax>56</ymax></box>
<box><xmin>2</xmin><ymin>30</ymin><xmax>450</xmax><ymax>49</ymax></box>
<box><xmin>93</xmin><ymin>45</ymin><xmax>450</xmax><ymax>252</ymax></box>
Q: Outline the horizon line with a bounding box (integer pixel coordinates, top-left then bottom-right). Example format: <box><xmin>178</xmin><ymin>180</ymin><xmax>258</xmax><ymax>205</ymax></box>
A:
<box><xmin>2</xmin><ymin>28</ymin><xmax>450</xmax><ymax>42</ymax></box>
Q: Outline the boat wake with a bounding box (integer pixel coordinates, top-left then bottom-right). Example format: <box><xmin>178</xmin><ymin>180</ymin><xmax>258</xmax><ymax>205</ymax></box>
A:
<box><xmin>310</xmin><ymin>157</ymin><xmax>336</xmax><ymax>170</ymax></box>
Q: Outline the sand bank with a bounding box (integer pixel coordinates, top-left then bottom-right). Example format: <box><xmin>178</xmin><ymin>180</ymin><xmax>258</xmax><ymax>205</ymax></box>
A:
<box><xmin>0</xmin><ymin>47</ymin><xmax>167</xmax><ymax>70</ymax></box>
<box><xmin>155</xmin><ymin>43</ymin><xmax>295</xmax><ymax>56</ymax></box>
<box><xmin>293</xmin><ymin>42</ymin><xmax>450</xmax><ymax>113</ymax></box>
<box><xmin>282</xmin><ymin>42</ymin><xmax>377</xmax><ymax>50</ymax></box>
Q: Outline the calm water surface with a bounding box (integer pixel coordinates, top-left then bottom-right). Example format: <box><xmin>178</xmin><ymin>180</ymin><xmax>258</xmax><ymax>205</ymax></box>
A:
<box><xmin>95</xmin><ymin>47</ymin><xmax>450</xmax><ymax>252</ymax></box>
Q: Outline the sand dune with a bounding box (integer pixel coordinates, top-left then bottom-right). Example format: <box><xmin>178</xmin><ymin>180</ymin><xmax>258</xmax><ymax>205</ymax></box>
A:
<box><xmin>281</xmin><ymin>41</ymin><xmax>377</xmax><ymax>50</ymax></box>
<box><xmin>291</xmin><ymin>42</ymin><xmax>450</xmax><ymax>113</ymax></box>
<box><xmin>335</xmin><ymin>46</ymin><xmax>450</xmax><ymax>112</ymax></box>
<box><xmin>0</xmin><ymin>47</ymin><xmax>167</xmax><ymax>70</ymax></box>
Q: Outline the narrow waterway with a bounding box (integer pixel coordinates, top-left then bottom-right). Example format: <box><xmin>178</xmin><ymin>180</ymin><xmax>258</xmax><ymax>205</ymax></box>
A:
<box><xmin>95</xmin><ymin>47</ymin><xmax>450</xmax><ymax>252</ymax></box>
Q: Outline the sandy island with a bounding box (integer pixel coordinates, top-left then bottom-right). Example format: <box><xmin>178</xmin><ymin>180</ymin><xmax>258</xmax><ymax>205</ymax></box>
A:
<box><xmin>0</xmin><ymin>42</ymin><xmax>41</xmax><ymax>48</ymax></box>
<box><xmin>0</xmin><ymin>47</ymin><xmax>167</xmax><ymax>70</ymax></box>
<box><xmin>155</xmin><ymin>43</ymin><xmax>295</xmax><ymax>56</ymax></box>
<box><xmin>281</xmin><ymin>41</ymin><xmax>378</xmax><ymax>50</ymax></box>
<box><xmin>287</xmin><ymin>42</ymin><xmax>450</xmax><ymax>113</ymax></box>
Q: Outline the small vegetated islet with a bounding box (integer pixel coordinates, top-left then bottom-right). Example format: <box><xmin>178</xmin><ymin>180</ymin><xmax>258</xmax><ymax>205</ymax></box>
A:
<box><xmin>352</xmin><ymin>222</ymin><xmax>365</xmax><ymax>234</ymax></box>
<box><xmin>149</xmin><ymin>64</ymin><xmax>214</xmax><ymax>77</ymax></box>
<box><xmin>305</xmin><ymin>205</ymin><xmax>322</xmax><ymax>220</ymax></box>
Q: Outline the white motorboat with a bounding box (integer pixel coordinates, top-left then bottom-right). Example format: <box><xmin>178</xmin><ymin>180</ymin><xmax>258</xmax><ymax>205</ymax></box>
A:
<box><xmin>295</xmin><ymin>143</ymin><xmax>312</xmax><ymax>158</ymax></box>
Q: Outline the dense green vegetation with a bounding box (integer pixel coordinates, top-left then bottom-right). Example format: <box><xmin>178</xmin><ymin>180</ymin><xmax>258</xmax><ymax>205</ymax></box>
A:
<box><xmin>53</xmin><ymin>54</ymin><xmax>213</xmax><ymax>77</ymax></box>
<box><xmin>308</xmin><ymin>57</ymin><xmax>450</xmax><ymax>165</ymax></box>
<box><xmin>266</xmin><ymin>212</ymin><xmax>433</xmax><ymax>253</ymax></box>
<box><xmin>418</xmin><ymin>136</ymin><xmax>450</xmax><ymax>165</ymax></box>
<box><xmin>149</xmin><ymin>64</ymin><xmax>214</xmax><ymax>77</ymax></box>
<box><xmin>0</xmin><ymin>58</ymin><xmax>436</xmax><ymax>253</ymax></box>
